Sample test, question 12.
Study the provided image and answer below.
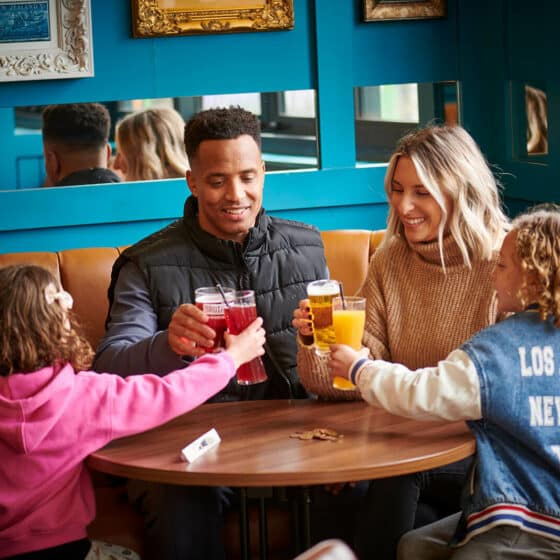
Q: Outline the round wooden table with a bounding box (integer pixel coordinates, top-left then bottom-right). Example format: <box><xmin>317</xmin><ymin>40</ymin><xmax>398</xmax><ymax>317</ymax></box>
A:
<box><xmin>88</xmin><ymin>399</ymin><xmax>475</xmax><ymax>486</ymax></box>
<box><xmin>88</xmin><ymin>399</ymin><xmax>475</xmax><ymax>558</ymax></box>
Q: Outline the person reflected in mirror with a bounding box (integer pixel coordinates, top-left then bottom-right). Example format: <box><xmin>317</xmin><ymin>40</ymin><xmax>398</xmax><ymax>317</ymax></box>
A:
<box><xmin>525</xmin><ymin>85</ymin><xmax>548</xmax><ymax>155</ymax></box>
<box><xmin>41</xmin><ymin>103</ymin><xmax>121</xmax><ymax>187</ymax></box>
<box><xmin>0</xmin><ymin>264</ymin><xmax>265</xmax><ymax>560</ymax></box>
<box><xmin>293</xmin><ymin>124</ymin><xmax>511</xmax><ymax>558</ymax></box>
<box><xmin>329</xmin><ymin>206</ymin><xmax>560</xmax><ymax>560</ymax></box>
<box><xmin>112</xmin><ymin>107</ymin><xmax>189</xmax><ymax>181</ymax></box>
<box><xmin>93</xmin><ymin>106</ymin><xmax>327</xmax><ymax>560</ymax></box>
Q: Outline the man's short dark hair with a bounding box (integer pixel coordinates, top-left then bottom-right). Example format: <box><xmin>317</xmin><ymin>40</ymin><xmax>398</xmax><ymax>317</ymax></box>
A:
<box><xmin>42</xmin><ymin>103</ymin><xmax>110</xmax><ymax>149</ymax></box>
<box><xmin>184</xmin><ymin>106</ymin><xmax>261</xmax><ymax>160</ymax></box>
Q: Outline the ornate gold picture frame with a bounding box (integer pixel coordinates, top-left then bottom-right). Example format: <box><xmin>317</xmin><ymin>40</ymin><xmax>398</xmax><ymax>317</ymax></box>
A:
<box><xmin>364</xmin><ymin>0</ymin><xmax>446</xmax><ymax>22</ymax></box>
<box><xmin>132</xmin><ymin>0</ymin><xmax>294</xmax><ymax>38</ymax></box>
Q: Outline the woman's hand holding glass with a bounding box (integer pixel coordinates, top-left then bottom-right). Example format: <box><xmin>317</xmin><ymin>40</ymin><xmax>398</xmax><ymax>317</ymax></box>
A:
<box><xmin>292</xmin><ymin>298</ymin><xmax>314</xmax><ymax>339</ymax></box>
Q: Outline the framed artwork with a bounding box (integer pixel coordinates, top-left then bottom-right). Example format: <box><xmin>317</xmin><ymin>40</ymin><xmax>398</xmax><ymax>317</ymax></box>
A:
<box><xmin>131</xmin><ymin>0</ymin><xmax>294</xmax><ymax>38</ymax></box>
<box><xmin>364</xmin><ymin>0</ymin><xmax>446</xmax><ymax>22</ymax></box>
<box><xmin>0</xmin><ymin>0</ymin><xmax>93</xmax><ymax>82</ymax></box>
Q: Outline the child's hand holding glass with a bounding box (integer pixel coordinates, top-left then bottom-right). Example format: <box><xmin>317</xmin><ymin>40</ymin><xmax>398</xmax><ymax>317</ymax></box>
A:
<box><xmin>223</xmin><ymin>316</ymin><xmax>266</xmax><ymax>373</ymax></box>
<box><xmin>328</xmin><ymin>344</ymin><xmax>369</xmax><ymax>388</ymax></box>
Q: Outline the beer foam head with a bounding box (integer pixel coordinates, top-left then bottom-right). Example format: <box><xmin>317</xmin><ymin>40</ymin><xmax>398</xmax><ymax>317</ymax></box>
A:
<box><xmin>307</xmin><ymin>280</ymin><xmax>340</xmax><ymax>296</ymax></box>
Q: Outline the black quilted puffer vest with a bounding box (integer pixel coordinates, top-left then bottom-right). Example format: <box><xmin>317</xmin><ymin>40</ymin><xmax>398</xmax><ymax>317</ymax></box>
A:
<box><xmin>108</xmin><ymin>197</ymin><xmax>326</xmax><ymax>400</ymax></box>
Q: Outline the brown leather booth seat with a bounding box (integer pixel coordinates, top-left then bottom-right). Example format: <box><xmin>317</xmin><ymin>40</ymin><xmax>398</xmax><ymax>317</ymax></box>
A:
<box><xmin>321</xmin><ymin>229</ymin><xmax>385</xmax><ymax>295</ymax></box>
<box><xmin>0</xmin><ymin>229</ymin><xmax>384</xmax><ymax>558</ymax></box>
<box><xmin>0</xmin><ymin>247</ymin><xmax>119</xmax><ymax>351</ymax></box>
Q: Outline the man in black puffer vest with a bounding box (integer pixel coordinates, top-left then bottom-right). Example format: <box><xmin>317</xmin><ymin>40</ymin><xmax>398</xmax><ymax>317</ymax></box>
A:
<box><xmin>93</xmin><ymin>107</ymin><xmax>327</xmax><ymax>560</ymax></box>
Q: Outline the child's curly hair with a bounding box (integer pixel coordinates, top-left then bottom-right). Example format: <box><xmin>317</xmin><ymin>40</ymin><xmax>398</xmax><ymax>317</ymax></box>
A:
<box><xmin>512</xmin><ymin>204</ymin><xmax>560</xmax><ymax>326</ymax></box>
<box><xmin>0</xmin><ymin>265</ymin><xmax>94</xmax><ymax>376</ymax></box>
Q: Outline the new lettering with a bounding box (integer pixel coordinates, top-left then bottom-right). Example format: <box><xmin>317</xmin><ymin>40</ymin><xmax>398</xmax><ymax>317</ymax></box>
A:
<box><xmin>529</xmin><ymin>395</ymin><xmax>560</xmax><ymax>426</ymax></box>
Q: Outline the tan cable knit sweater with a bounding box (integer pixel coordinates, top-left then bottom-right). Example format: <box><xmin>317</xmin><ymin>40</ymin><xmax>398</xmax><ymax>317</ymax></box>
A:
<box><xmin>297</xmin><ymin>235</ymin><xmax>499</xmax><ymax>399</ymax></box>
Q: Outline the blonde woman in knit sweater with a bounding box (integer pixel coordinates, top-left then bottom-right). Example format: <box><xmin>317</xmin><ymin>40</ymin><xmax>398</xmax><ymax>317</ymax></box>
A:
<box><xmin>293</xmin><ymin>125</ymin><xmax>510</xmax><ymax>558</ymax></box>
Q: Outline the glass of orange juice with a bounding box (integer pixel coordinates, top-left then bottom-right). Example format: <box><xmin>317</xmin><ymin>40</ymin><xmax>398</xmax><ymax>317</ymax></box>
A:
<box><xmin>332</xmin><ymin>296</ymin><xmax>366</xmax><ymax>390</ymax></box>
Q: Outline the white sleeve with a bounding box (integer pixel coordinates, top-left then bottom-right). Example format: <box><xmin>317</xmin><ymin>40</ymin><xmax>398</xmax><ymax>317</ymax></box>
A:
<box><xmin>354</xmin><ymin>349</ymin><xmax>482</xmax><ymax>421</ymax></box>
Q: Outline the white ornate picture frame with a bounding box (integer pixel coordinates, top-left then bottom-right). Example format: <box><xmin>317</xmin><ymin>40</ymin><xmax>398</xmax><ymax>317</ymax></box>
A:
<box><xmin>0</xmin><ymin>0</ymin><xmax>93</xmax><ymax>82</ymax></box>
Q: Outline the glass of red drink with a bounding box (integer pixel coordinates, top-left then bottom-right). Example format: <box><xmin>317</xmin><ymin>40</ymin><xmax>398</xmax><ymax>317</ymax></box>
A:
<box><xmin>194</xmin><ymin>286</ymin><xmax>234</xmax><ymax>353</ymax></box>
<box><xmin>224</xmin><ymin>290</ymin><xmax>268</xmax><ymax>385</ymax></box>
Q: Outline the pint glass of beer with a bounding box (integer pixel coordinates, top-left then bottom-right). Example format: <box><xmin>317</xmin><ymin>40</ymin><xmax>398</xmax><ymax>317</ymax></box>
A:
<box><xmin>306</xmin><ymin>279</ymin><xmax>340</xmax><ymax>355</ymax></box>
<box><xmin>332</xmin><ymin>296</ymin><xmax>366</xmax><ymax>390</ymax></box>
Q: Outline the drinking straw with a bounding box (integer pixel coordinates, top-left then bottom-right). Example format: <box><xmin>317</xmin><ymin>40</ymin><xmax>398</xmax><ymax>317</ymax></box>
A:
<box><xmin>338</xmin><ymin>281</ymin><xmax>347</xmax><ymax>310</ymax></box>
<box><xmin>215</xmin><ymin>284</ymin><xmax>231</xmax><ymax>308</ymax></box>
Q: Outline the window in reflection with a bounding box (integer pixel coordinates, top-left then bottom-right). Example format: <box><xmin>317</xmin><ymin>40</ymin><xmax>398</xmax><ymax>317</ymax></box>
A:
<box><xmin>280</xmin><ymin>90</ymin><xmax>316</xmax><ymax>117</ymax></box>
<box><xmin>525</xmin><ymin>84</ymin><xmax>547</xmax><ymax>155</ymax></box>
<box><xmin>3</xmin><ymin>89</ymin><xmax>318</xmax><ymax>190</ymax></box>
<box><xmin>201</xmin><ymin>93</ymin><xmax>261</xmax><ymax>114</ymax></box>
<box><xmin>357</xmin><ymin>83</ymin><xmax>419</xmax><ymax>123</ymax></box>
<box><xmin>117</xmin><ymin>97</ymin><xmax>176</xmax><ymax>113</ymax></box>
<box><xmin>354</xmin><ymin>81</ymin><xmax>458</xmax><ymax>164</ymax></box>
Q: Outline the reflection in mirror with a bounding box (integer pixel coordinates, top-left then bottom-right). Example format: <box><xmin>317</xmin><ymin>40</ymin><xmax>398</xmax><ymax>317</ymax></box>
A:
<box><xmin>354</xmin><ymin>81</ymin><xmax>458</xmax><ymax>164</ymax></box>
<box><xmin>1</xmin><ymin>89</ymin><xmax>317</xmax><ymax>191</ymax></box>
<box><xmin>525</xmin><ymin>84</ymin><xmax>548</xmax><ymax>155</ymax></box>
<box><xmin>112</xmin><ymin>105</ymin><xmax>188</xmax><ymax>183</ymax></box>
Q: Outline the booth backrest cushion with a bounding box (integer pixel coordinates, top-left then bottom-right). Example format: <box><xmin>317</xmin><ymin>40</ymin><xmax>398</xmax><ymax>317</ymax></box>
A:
<box><xmin>320</xmin><ymin>229</ymin><xmax>385</xmax><ymax>295</ymax></box>
<box><xmin>0</xmin><ymin>251</ymin><xmax>61</xmax><ymax>284</ymax></box>
<box><xmin>0</xmin><ymin>247</ymin><xmax>120</xmax><ymax>349</ymax></box>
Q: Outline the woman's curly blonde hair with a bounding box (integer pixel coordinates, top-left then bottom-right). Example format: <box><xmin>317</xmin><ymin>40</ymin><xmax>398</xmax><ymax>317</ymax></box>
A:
<box><xmin>513</xmin><ymin>204</ymin><xmax>560</xmax><ymax>326</ymax></box>
<box><xmin>0</xmin><ymin>265</ymin><xmax>94</xmax><ymax>376</ymax></box>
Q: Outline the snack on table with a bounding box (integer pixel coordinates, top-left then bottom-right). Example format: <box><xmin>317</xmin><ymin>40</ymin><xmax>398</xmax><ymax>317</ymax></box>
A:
<box><xmin>289</xmin><ymin>428</ymin><xmax>343</xmax><ymax>442</ymax></box>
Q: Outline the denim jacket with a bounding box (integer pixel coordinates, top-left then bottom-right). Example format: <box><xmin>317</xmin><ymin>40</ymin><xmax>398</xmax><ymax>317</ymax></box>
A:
<box><xmin>457</xmin><ymin>311</ymin><xmax>560</xmax><ymax>543</ymax></box>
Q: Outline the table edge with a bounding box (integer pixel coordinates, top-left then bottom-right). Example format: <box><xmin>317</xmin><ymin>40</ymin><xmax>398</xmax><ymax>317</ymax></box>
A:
<box><xmin>87</xmin><ymin>439</ymin><xmax>476</xmax><ymax>487</ymax></box>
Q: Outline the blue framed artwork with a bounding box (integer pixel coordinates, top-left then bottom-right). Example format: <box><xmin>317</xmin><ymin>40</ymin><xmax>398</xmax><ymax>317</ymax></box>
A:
<box><xmin>0</xmin><ymin>1</ymin><xmax>50</xmax><ymax>43</ymax></box>
<box><xmin>0</xmin><ymin>0</ymin><xmax>93</xmax><ymax>82</ymax></box>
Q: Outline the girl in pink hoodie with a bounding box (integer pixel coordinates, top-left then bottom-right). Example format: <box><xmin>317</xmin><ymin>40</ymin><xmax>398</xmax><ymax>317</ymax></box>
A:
<box><xmin>0</xmin><ymin>265</ymin><xmax>266</xmax><ymax>560</ymax></box>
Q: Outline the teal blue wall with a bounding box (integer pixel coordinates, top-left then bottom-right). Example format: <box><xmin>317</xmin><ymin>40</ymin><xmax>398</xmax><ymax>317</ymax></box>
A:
<box><xmin>456</xmin><ymin>1</ymin><xmax>560</xmax><ymax>216</ymax></box>
<box><xmin>1</xmin><ymin>0</ymin><xmax>515</xmax><ymax>253</ymax></box>
<box><xmin>497</xmin><ymin>1</ymin><xmax>559</xmax><ymax>214</ymax></box>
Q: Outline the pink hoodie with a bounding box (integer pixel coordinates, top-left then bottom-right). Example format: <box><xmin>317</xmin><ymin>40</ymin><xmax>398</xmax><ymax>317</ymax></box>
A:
<box><xmin>0</xmin><ymin>352</ymin><xmax>236</xmax><ymax>558</ymax></box>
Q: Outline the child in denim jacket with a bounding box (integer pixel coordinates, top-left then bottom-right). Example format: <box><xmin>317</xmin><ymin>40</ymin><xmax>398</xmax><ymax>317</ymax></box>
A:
<box><xmin>329</xmin><ymin>205</ymin><xmax>560</xmax><ymax>559</ymax></box>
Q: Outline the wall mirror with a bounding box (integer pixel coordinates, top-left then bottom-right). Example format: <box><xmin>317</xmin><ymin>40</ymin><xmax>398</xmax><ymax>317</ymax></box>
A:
<box><xmin>0</xmin><ymin>88</ymin><xmax>317</xmax><ymax>191</ymax></box>
<box><xmin>354</xmin><ymin>81</ymin><xmax>458</xmax><ymax>164</ymax></box>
